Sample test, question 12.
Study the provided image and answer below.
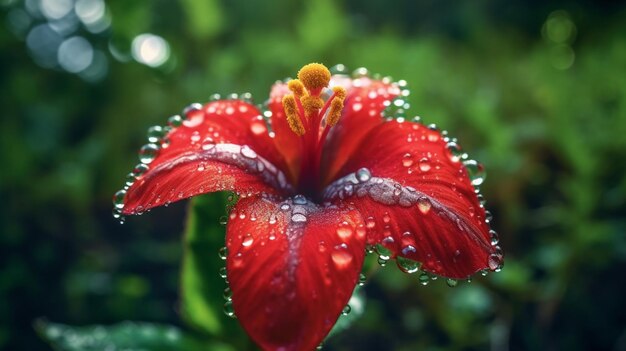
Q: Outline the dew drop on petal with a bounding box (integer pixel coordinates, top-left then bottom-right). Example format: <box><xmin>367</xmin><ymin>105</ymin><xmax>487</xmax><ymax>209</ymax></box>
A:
<box><xmin>401</xmin><ymin>245</ymin><xmax>417</xmax><ymax>256</ymax></box>
<box><xmin>291</xmin><ymin>213</ymin><xmax>307</xmax><ymax>223</ymax></box>
<box><xmin>167</xmin><ymin>114</ymin><xmax>183</xmax><ymax>127</ymax></box>
<box><xmin>223</xmin><ymin>287</ymin><xmax>232</xmax><ymax>301</ymax></box>
<box><xmin>293</xmin><ymin>194</ymin><xmax>307</xmax><ymax>205</ymax></box>
<box><xmin>242</xmin><ymin>233</ymin><xmax>254</xmax><ymax>247</ymax></box>
<box><xmin>418</xmin><ymin>157</ymin><xmax>431</xmax><ymax>172</ymax></box>
<box><xmin>366</xmin><ymin>216</ymin><xmax>376</xmax><ymax>229</ymax></box>
<box><xmin>112</xmin><ymin>189</ymin><xmax>126</xmax><ymax>209</ymax></box>
<box><xmin>358</xmin><ymin>273</ymin><xmax>366</xmax><ymax>286</ymax></box>
<box><xmin>341</xmin><ymin>304</ymin><xmax>352</xmax><ymax>315</ymax></box>
<box><xmin>396</xmin><ymin>256</ymin><xmax>420</xmax><ymax>274</ymax></box>
<box><xmin>402</xmin><ymin>153</ymin><xmax>414</xmax><ymax>167</ymax></box>
<box><xmin>446</xmin><ymin>278</ymin><xmax>458</xmax><ymax>287</ymax></box>
<box><xmin>356</xmin><ymin>168</ymin><xmax>371</xmax><ymax>182</ymax></box>
<box><xmin>417</xmin><ymin>197</ymin><xmax>431</xmax><ymax>214</ymax></box>
<box><xmin>240</xmin><ymin>145</ymin><xmax>257</xmax><ymax>159</ymax></box>
<box><xmin>218</xmin><ymin>247</ymin><xmax>228</xmax><ymax>260</ymax></box>
<box><xmin>419</xmin><ymin>272</ymin><xmax>430</xmax><ymax>285</ymax></box>
<box><xmin>147</xmin><ymin>125</ymin><xmax>165</xmax><ymax>143</ymax></box>
<box><xmin>250</xmin><ymin>120</ymin><xmax>267</xmax><ymax>135</ymax></box>
<box><xmin>201</xmin><ymin>137</ymin><xmax>215</xmax><ymax>151</ymax></box>
<box><xmin>488</xmin><ymin>253</ymin><xmax>503</xmax><ymax>271</ymax></box>
<box><xmin>463</xmin><ymin>159</ymin><xmax>486</xmax><ymax>186</ymax></box>
<box><xmin>336</xmin><ymin>222</ymin><xmax>353</xmax><ymax>240</ymax></box>
<box><xmin>223</xmin><ymin>300</ymin><xmax>236</xmax><ymax>318</ymax></box>
<box><xmin>331</xmin><ymin>244</ymin><xmax>353</xmax><ymax>269</ymax></box>
<box><xmin>139</xmin><ymin>143</ymin><xmax>159</xmax><ymax>164</ymax></box>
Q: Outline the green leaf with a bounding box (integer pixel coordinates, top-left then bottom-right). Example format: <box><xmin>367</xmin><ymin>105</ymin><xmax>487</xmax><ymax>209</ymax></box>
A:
<box><xmin>35</xmin><ymin>320</ymin><xmax>231</xmax><ymax>351</ymax></box>
<box><xmin>180</xmin><ymin>194</ymin><xmax>251</xmax><ymax>347</ymax></box>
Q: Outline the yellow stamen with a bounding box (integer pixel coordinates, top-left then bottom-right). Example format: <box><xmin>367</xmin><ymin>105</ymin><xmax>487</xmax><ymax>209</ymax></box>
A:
<box><xmin>288</xmin><ymin>79</ymin><xmax>306</xmax><ymax>99</ymax></box>
<box><xmin>301</xmin><ymin>95</ymin><xmax>324</xmax><ymax>118</ymax></box>
<box><xmin>298</xmin><ymin>63</ymin><xmax>331</xmax><ymax>95</ymax></box>
<box><xmin>283</xmin><ymin>94</ymin><xmax>305</xmax><ymax>136</ymax></box>
<box><xmin>326</xmin><ymin>87</ymin><xmax>346</xmax><ymax>126</ymax></box>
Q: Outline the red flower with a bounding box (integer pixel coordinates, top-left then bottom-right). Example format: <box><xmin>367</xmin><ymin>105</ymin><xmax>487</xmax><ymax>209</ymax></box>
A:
<box><xmin>113</xmin><ymin>63</ymin><xmax>502</xmax><ymax>351</ymax></box>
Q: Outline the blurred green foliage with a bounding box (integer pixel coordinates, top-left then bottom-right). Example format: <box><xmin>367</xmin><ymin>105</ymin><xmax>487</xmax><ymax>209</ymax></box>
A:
<box><xmin>1</xmin><ymin>0</ymin><xmax>625</xmax><ymax>350</ymax></box>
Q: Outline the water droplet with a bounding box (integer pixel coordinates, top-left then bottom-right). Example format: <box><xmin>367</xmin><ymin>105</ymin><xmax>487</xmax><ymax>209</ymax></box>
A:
<box><xmin>112</xmin><ymin>190</ymin><xmax>126</xmax><ymax>209</ymax></box>
<box><xmin>291</xmin><ymin>213</ymin><xmax>307</xmax><ymax>223</ymax></box>
<box><xmin>341</xmin><ymin>304</ymin><xmax>352</xmax><ymax>315</ymax></box>
<box><xmin>417</xmin><ymin>197</ymin><xmax>431</xmax><ymax>214</ymax></box>
<box><xmin>138</xmin><ymin>143</ymin><xmax>159</xmax><ymax>164</ymax></box>
<box><xmin>419</xmin><ymin>272</ymin><xmax>430</xmax><ymax>285</ymax></box>
<box><xmin>463</xmin><ymin>160</ymin><xmax>486</xmax><ymax>186</ymax></box>
<box><xmin>446</xmin><ymin>278</ymin><xmax>458</xmax><ymax>287</ymax></box>
<box><xmin>331</xmin><ymin>245</ymin><xmax>353</xmax><ymax>269</ymax></box>
<box><xmin>376</xmin><ymin>243</ymin><xmax>392</xmax><ymax>260</ymax></box>
<box><xmin>446</xmin><ymin>141</ymin><xmax>462</xmax><ymax>162</ymax></box>
<box><xmin>293</xmin><ymin>194</ymin><xmax>307</xmax><ymax>205</ymax></box>
<box><xmin>250</xmin><ymin>120</ymin><xmax>267</xmax><ymax>135</ymax></box>
<box><xmin>147</xmin><ymin>125</ymin><xmax>165</xmax><ymax>143</ymax></box>
<box><xmin>209</xmin><ymin>93</ymin><xmax>221</xmax><ymax>101</ymax></box>
<box><xmin>377</xmin><ymin>257</ymin><xmax>388</xmax><ymax>266</ymax></box>
<box><xmin>356</xmin><ymin>168</ymin><xmax>371</xmax><ymax>182</ymax></box>
<box><xmin>280</xmin><ymin>204</ymin><xmax>290</xmax><ymax>211</ymax></box>
<box><xmin>218</xmin><ymin>247</ymin><xmax>228</xmax><ymax>260</ymax></box>
<box><xmin>356</xmin><ymin>225</ymin><xmax>366</xmax><ymax>239</ymax></box>
<box><xmin>418</xmin><ymin>157</ymin><xmax>431</xmax><ymax>172</ymax></box>
<box><xmin>190</xmin><ymin>131</ymin><xmax>201</xmax><ymax>143</ymax></box>
<box><xmin>488</xmin><ymin>253</ymin><xmax>503</xmax><ymax>271</ymax></box>
<box><xmin>268</xmin><ymin>214</ymin><xmax>278</xmax><ymax>225</ymax></box>
<box><xmin>223</xmin><ymin>287</ymin><xmax>232</xmax><ymax>301</ymax></box>
<box><xmin>167</xmin><ymin>114</ymin><xmax>183</xmax><ymax>127</ymax></box>
<box><xmin>219</xmin><ymin>267</ymin><xmax>227</xmax><ymax>279</ymax></box>
<box><xmin>318</xmin><ymin>241</ymin><xmax>327</xmax><ymax>253</ymax></box>
<box><xmin>201</xmin><ymin>137</ymin><xmax>215</xmax><ymax>151</ymax></box>
<box><xmin>219</xmin><ymin>215</ymin><xmax>228</xmax><ymax>225</ymax></box>
<box><xmin>223</xmin><ymin>300</ymin><xmax>236</xmax><ymax>318</ymax></box>
<box><xmin>358</xmin><ymin>273</ymin><xmax>366</xmax><ymax>286</ymax></box>
<box><xmin>396</xmin><ymin>256</ymin><xmax>420</xmax><ymax>274</ymax></box>
<box><xmin>366</xmin><ymin>216</ymin><xmax>376</xmax><ymax>228</ymax></box>
<box><xmin>242</xmin><ymin>233</ymin><xmax>254</xmax><ymax>247</ymax></box>
<box><xmin>489</xmin><ymin>229</ymin><xmax>499</xmax><ymax>245</ymax></box>
<box><xmin>241</xmin><ymin>145</ymin><xmax>257</xmax><ymax>159</ymax></box>
<box><xmin>336</xmin><ymin>222</ymin><xmax>353</xmax><ymax>240</ymax></box>
<box><xmin>401</xmin><ymin>245</ymin><xmax>417</xmax><ymax>256</ymax></box>
<box><xmin>402</xmin><ymin>153</ymin><xmax>414</xmax><ymax>167</ymax></box>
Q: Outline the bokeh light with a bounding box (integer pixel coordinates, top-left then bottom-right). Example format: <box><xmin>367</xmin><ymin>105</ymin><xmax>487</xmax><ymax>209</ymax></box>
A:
<box><xmin>131</xmin><ymin>33</ymin><xmax>170</xmax><ymax>68</ymax></box>
<box><xmin>58</xmin><ymin>36</ymin><xmax>93</xmax><ymax>73</ymax></box>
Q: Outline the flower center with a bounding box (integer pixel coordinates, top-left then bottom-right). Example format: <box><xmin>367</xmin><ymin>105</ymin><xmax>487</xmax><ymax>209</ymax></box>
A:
<box><xmin>281</xmin><ymin>63</ymin><xmax>347</xmax><ymax>197</ymax></box>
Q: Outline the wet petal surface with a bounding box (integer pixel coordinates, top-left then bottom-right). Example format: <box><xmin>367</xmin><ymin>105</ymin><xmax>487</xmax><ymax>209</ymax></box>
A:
<box><xmin>225</xmin><ymin>195</ymin><xmax>366</xmax><ymax>351</ymax></box>
<box><xmin>325</xmin><ymin>120</ymin><xmax>499</xmax><ymax>278</ymax></box>
<box><xmin>121</xmin><ymin>100</ymin><xmax>290</xmax><ymax>214</ymax></box>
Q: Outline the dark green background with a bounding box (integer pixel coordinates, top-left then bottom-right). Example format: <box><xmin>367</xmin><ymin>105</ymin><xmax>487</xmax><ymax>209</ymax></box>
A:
<box><xmin>1</xmin><ymin>0</ymin><xmax>626</xmax><ymax>350</ymax></box>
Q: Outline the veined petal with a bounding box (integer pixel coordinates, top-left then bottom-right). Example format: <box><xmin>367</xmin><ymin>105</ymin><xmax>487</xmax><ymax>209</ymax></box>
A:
<box><xmin>226</xmin><ymin>195</ymin><xmax>366</xmax><ymax>351</ymax></box>
<box><xmin>320</xmin><ymin>75</ymin><xmax>402</xmax><ymax>185</ymax></box>
<box><xmin>324</xmin><ymin>120</ymin><xmax>500</xmax><ymax>279</ymax></box>
<box><xmin>121</xmin><ymin>100</ymin><xmax>292</xmax><ymax>215</ymax></box>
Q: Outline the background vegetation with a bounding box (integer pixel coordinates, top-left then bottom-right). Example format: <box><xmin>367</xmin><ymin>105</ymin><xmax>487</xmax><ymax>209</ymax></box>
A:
<box><xmin>1</xmin><ymin>0</ymin><xmax>625</xmax><ymax>350</ymax></box>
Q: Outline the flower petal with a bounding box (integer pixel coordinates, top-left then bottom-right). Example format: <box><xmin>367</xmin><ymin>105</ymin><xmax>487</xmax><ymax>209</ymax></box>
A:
<box><xmin>321</xmin><ymin>75</ymin><xmax>402</xmax><ymax>185</ymax></box>
<box><xmin>324</xmin><ymin>120</ymin><xmax>500</xmax><ymax>279</ymax></box>
<box><xmin>226</xmin><ymin>195</ymin><xmax>366</xmax><ymax>351</ymax></box>
<box><xmin>121</xmin><ymin>100</ymin><xmax>292</xmax><ymax>215</ymax></box>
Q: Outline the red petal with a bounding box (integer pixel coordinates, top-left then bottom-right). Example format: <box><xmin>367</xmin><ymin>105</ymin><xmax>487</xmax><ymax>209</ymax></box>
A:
<box><xmin>268</xmin><ymin>82</ymin><xmax>302</xmax><ymax>183</ymax></box>
<box><xmin>226</xmin><ymin>195</ymin><xmax>366</xmax><ymax>351</ymax></box>
<box><xmin>121</xmin><ymin>100</ymin><xmax>292</xmax><ymax>215</ymax></box>
<box><xmin>320</xmin><ymin>76</ymin><xmax>402</xmax><ymax>185</ymax></box>
<box><xmin>324</xmin><ymin>120</ymin><xmax>500</xmax><ymax>279</ymax></box>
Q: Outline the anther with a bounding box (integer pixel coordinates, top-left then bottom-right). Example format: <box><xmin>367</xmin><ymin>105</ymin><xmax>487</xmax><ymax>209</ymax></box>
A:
<box><xmin>326</xmin><ymin>87</ymin><xmax>346</xmax><ymax>126</ymax></box>
<box><xmin>282</xmin><ymin>95</ymin><xmax>305</xmax><ymax>136</ymax></box>
<box><xmin>301</xmin><ymin>95</ymin><xmax>324</xmax><ymax>118</ymax></box>
<box><xmin>288</xmin><ymin>79</ymin><xmax>306</xmax><ymax>99</ymax></box>
<box><xmin>297</xmin><ymin>63</ymin><xmax>331</xmax><ymax>96</ymax></box>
